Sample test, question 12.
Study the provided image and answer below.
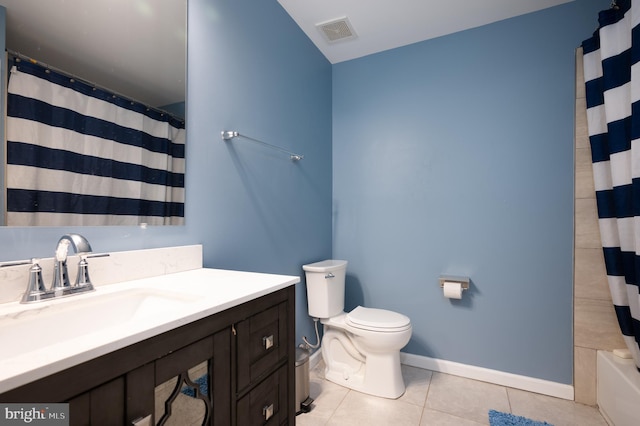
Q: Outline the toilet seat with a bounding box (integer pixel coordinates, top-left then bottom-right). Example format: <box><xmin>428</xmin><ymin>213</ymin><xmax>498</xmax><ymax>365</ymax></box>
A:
<box><xmin>346</xmin><ymin>306</ymin><xmax>411</xmax><ymax>332</ymax></box>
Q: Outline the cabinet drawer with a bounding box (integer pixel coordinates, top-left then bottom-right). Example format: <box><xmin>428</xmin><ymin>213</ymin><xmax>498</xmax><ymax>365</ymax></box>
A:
<box><xmin>236</xmin><ymin>364</ymin><xmax>288</xmax><ymax>426</ymax></box>
<box><xmin>237</xmin><ymin>301</ymin><xmax>288</xmax><ymax>390</ymax></box>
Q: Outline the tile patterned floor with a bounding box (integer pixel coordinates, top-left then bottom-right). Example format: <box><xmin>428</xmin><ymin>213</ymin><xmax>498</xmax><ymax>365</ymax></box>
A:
<box><xmin>295</xmin><ymin>361</ymin><xmax>608</xmax><ymax>426</ymax></box>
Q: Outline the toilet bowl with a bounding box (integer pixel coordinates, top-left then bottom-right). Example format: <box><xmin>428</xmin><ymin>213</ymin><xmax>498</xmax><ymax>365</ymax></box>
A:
<box><xmin>303</xmin><ymin>260</ymin><xmax>412</xmax><ymax>399</ymax></box>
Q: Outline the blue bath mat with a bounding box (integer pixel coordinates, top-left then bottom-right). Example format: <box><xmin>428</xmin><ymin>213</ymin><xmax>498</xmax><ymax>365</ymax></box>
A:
<box><xmin>489</xmin><ymin>410</ymin><xmax>553</xmax><ymax>426</ymax></box>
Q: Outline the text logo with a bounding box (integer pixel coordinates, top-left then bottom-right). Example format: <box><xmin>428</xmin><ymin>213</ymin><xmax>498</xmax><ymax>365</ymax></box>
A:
<box><xmin>0</xmin><ymin>404</ymin><xmax>68</xmax><ymax>425</ymax></box>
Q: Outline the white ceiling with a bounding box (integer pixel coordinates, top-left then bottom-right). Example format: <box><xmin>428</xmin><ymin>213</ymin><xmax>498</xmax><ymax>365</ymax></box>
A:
<box><xmin>0</xmin><ymin>0</ymin><xmax>186</xmax><ymax>108</ymax></box>
<box><xmin>277</xmin><ymin>0</ymin><xmax>574</xmax><ymax>64</ymax></box>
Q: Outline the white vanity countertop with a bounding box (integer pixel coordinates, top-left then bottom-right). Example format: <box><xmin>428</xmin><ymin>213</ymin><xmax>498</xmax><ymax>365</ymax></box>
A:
<box><xmin>0</xmin><ymin>268</ymin><xmax>299</xmax><ymax>394</ymax></box>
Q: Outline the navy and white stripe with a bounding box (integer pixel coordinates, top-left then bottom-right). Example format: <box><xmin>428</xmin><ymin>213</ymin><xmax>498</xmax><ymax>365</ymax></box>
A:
<box><xmin>582</xmin><ymin>0</ymin><xmax>640</xmax><ymax>369</ymax></box>
<box><xmin>5</xmin><ymin>59</ymin><xmax>185</xmax><ymax>226</ymax></box>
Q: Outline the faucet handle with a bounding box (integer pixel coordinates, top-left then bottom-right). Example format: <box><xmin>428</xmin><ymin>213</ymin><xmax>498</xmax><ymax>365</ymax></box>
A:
<box><xmin>74</xmin><ymin>255</ymin><xmax>94</xmax><ymax>290</ymax></box>
<box><xmin>21</xmin><ymin>258</ymin><xmax>47</xmax><ymax>303</ymax></box>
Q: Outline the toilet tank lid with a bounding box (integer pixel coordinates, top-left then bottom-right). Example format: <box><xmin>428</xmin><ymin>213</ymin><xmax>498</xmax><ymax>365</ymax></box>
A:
<box><xmin>302</xmin><ymin>259</ymin><xmax>348</xmax><ymax>272</ymax></box>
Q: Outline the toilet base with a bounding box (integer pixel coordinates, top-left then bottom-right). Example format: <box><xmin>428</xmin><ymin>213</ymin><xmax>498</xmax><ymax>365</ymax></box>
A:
<box><xmin>322</xmin><ymin>329</ymin><xmax>406</xmax><ymax>399</ymax></box>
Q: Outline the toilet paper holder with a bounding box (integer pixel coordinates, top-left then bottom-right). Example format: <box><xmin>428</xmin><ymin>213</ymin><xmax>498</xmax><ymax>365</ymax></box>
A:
<box><xmin>438</xmin><ymin>275</ymin><xmax>469</xmax><ymax>291</ymax></box>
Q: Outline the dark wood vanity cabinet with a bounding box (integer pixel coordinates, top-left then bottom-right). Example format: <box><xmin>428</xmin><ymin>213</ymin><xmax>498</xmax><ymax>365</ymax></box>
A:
<box><xmin>236</xmin><ymin>299</ymin><xmax>291</xmax><ymax>425</ymax></box>
<box><xmin>0</xmin><ymin>285</ymin><xmax>295</xmax><ymax>426</ymax></box>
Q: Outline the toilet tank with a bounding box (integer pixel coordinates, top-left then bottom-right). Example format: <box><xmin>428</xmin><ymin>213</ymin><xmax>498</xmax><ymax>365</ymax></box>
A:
<box><xmin>302</xmin><ymin>260</ymin><xmax>348</xmax><ymax>319</ymax></box>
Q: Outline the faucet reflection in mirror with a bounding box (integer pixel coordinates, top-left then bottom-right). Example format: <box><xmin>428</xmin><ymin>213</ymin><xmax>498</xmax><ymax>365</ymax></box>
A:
<box><xmin>5</xmin><ymin>59</ymin><xmax>185</xmax><ymax>226</ymax></box>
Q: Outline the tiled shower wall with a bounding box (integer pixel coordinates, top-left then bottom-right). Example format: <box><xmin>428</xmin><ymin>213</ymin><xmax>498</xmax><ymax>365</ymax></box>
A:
<box><xmin>573</xmin><ymin>48</ymin><xmax>626</xmax><ymax>405</ymax></box>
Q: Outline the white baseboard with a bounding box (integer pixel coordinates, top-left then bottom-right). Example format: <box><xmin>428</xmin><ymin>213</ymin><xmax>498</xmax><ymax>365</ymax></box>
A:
<box><xmin>400</xmin><ymin>352</ymin><xmax>574</xmax><ymax>401</ymax></box>
<box><xmin>307</xmin><ymin>349</ymin><xmax>573</xmax><ymax>400</ymax></box>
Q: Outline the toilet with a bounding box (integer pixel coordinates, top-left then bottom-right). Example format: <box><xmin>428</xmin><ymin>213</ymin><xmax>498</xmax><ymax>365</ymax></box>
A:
<box><xmin>303</xmin><ymin>259</ymin><xmax>412</xmax><ymax>399</ymax></box>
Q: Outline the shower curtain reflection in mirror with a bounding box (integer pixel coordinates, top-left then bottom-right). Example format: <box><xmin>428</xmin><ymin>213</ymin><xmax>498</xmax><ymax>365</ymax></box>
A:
<box><xmin>5</xmin><ymin>59</ymin><xmax>185</xmax><ymax>226</ymax></box>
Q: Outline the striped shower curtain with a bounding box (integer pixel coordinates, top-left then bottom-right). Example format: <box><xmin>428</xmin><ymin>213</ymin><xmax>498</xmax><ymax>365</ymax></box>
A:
<box><xmin>5</xmin><ymin>59</ymin><xmax>185</xmax><ymax>226</ymax></box>
<box><xmin>582</xmin><ymin>0</ymin><xmax>640</xmax><ymax>369</ymax></box>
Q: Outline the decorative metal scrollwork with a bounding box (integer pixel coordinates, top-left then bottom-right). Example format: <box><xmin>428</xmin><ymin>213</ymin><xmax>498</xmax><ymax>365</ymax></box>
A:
<box><xmin>157</xmin><ymin>368</ymin><xmax>211</xmax><ymax>426</ymax></box>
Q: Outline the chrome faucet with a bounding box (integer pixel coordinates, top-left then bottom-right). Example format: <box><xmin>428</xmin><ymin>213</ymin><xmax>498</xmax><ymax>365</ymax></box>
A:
<box><xmin>0</xmin><ymin>233</ymin><xmax>107</xmax><ymax>303</ymax></box>
<box><xmin>52</xmin><ymin>234</ymin><xmax>93</xmax><ymax>290</ymax></box>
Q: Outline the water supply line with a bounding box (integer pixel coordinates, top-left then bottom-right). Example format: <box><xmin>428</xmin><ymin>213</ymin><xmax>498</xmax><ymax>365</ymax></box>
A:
<box><xmin>302</xmin><ymin>318</ymin><xmax>321</xmax><ymax>349</ymax></box>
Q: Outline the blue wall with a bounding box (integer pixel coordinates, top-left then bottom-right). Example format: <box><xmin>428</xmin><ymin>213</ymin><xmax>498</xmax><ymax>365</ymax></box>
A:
<box><xmin>186</xmin><ymin>0</ymin><xmax>332</xmax><ymax>343</ymax></box>
<box><xmin>332</xmin><ymin>0</ymin><xmax>606</xmax><ymax>384</ymax></box>
<box><xmin>0</xmin><ymin>0</ymin><xmax>332</xmax><ymax>346</ymax></box>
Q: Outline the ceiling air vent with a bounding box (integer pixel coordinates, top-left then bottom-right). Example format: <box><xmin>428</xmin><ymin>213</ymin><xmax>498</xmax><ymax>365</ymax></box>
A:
<box><xmin>317</xmin><ymin>17</ymin><xmax>357</xmax><ymax>43</ymax></box>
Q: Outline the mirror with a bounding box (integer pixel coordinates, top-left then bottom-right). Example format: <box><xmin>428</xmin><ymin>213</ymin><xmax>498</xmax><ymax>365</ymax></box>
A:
<box><xmin>0</xmin><ymin>0</ymin><xmax>187</xmax><ymax>226</ymax></box>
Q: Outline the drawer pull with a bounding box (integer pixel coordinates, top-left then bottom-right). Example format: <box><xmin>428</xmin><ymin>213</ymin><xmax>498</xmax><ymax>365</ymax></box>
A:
<box><xmin>263</xmin><ymin>403</ymin><xmax>274</xmax><ymax>421</ymax></box>
<box><xmin>263</xmin><ymin>334</ymin><xmax>274</xmax><ymax>350</ymax></box>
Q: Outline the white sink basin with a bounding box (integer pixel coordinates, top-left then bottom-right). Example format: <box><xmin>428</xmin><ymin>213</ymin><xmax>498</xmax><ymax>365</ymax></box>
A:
<box><xmin>0</xmin><ymin>288</ymin><xmax>199</xmax><ymax>360</ymax></box>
